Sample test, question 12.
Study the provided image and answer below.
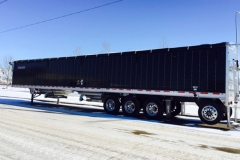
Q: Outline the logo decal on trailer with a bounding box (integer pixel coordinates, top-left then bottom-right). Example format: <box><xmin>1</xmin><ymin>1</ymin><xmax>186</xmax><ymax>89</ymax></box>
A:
<box><xmin>18</xmin><ymin>66</ymin><xmax>25</xmax><ymax>69</ymax></box>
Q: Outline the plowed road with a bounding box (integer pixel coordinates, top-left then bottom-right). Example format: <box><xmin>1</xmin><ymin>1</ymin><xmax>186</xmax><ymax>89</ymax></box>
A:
<box><xmin>0</xmin><ymin>101</ymin><xmax>240</xmax><ymax>160</ymax></box>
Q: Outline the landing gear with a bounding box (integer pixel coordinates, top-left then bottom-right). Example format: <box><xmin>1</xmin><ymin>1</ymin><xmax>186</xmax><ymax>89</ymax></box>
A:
<box><xmin>29</xmin><ymin>88</ymin><xmax>41</xmax><ymax>105</ymax></box>
<box><xmin>31</xmin><ymin>93</ymin><xmax>34</xmax><ymax>105</ymax></box>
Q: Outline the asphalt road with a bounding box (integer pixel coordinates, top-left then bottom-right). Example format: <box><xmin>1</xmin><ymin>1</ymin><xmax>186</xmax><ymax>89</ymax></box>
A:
<box><xmin>0</xmin><ymin>100</ymin><xmax>240</xmax><ymax>160</ymax></box>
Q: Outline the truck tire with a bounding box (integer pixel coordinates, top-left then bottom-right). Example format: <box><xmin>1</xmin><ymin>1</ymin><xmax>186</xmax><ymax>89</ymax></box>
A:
<box><xmin>198</xmin><ymin>102</ymin><xmax>223</xmax><ymax>125</ymax></box>
<box><xmin>143</xmin><ymin>99</ymin><xmax>164</xmax><ymax>119</ymax></box>
<box><xmin>103</xmin><ymin>96</ymin><xmax>120</xmax><ymax>114</ymax></box>
<box><xmin>122</xmin><ymin>97</ymin><xmax>140</xmax><ymax>117</ymax></box>
<box><xmin>222</xmin><ymin>107</ymin><xmax>233</xmax><ymax>120</ymax></box>
<box><xmin>171</xmin><ymin>101</ymin><xmax>181</xmax><ymax>117</ymax></box>
<box><xmin>163</xmin><ymin>101</ymin><xmax>181</xmax><ymax>117</ymax></box>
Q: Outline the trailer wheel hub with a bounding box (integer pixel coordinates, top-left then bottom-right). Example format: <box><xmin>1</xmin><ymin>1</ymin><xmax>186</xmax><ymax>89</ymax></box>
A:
<box><xmin>124</xmin><ymin>101</ymin><xmax>135</xmax><ymax>113</ymax></box>
<box><xmin>146</xmin><ymin>102</ymin><xmax>158</xmax><ymax>116</ymax></box>
<box><xmin>106</xmin><ymin>99</ymin><xmax>115</xmax><ymax>111</ymax></box>
<box><xmin>201</xmin><ymin>105</ymin><xmax>218</xmax><ymax>121</ymax></box>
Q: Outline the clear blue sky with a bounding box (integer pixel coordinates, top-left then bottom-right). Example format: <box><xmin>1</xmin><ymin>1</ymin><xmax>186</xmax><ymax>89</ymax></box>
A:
<box><xmin>0</xmin><ymin>0</ymin><xmax>240</xmax><ymax>60</ymax></box>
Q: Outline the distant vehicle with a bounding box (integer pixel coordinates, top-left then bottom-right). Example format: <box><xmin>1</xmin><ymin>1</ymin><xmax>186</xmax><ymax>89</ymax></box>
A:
<box><xmin>11</xmin><ymin>42</ymin><xmax>238</xmax><ymax>125</ymax></box>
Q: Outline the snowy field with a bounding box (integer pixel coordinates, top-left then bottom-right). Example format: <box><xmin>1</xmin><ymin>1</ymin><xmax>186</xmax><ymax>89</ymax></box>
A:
<box><xmin>0</xmin><ymin>85</ymin><xmax>240</xmax><ymax>159</ymax></box>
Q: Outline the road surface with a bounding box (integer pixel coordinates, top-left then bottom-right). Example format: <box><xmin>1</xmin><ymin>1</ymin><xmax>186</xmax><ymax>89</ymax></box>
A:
<box><xmin>0</xmin><ymin>100</ymin><xmax>240</xmax><ymax>160</ymax></box>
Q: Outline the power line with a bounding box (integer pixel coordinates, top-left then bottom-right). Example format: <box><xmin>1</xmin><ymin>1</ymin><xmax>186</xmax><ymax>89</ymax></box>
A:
<box><xmin>0</xmin><ymin>0</ymin><xmax>123</xmax><ymax>33</ymax></box>
<box><xmin>0</xmin><ymin>0</ymin><xmax>8</xmax><ymax>5</ymax></box>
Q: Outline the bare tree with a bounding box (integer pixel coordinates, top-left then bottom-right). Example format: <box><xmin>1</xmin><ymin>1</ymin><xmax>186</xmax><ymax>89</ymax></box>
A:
<box><xmin>0</xmin><ymin>55</ymin><xmax>14</xmax><ymax>89</ymax></box>
<box><xmin>73</xmin><ymin>47</ymin><xmax>81</xmax><ymax>56</ymax></box>
<box><xmin>102</xmin><ymin>42</ymin><xmax>110</xmax><ymax>53</ymax></box>
<box><xmin>160</xmin><ymin>37</ymin><xmax>169</xmax><ymax>48</ymax></box>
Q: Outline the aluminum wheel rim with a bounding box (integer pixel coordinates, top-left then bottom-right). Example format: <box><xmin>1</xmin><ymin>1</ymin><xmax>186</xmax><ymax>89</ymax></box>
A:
<box><xmin>201</xmin><ymin>105</ymin><xmax>218</xmax><ymax>121</ymax></box>
<box><xmin>124</xmin><ymin>101</ymin><xmax>135</xmax><ymax>113</ymax></box>
<box><xmin>106</xmin><ymin>99</ymin><xmax>115</xmax><ymax>111</ymax></box>
<box><xmin>146</xmin><ymin>102</ymin><xmax>158</xmax><ymax>116</ymax></box>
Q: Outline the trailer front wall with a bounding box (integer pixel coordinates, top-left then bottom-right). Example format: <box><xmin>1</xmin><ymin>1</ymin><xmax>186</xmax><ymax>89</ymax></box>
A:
<box><xmin>12</xmin><ymin>43</ymin><xmax>226</xmax><ymax>93</ymax></box>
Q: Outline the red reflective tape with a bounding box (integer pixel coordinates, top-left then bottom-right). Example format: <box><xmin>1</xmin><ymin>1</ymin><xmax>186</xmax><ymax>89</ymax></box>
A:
<box><xmin>200</xmin><ymin>92</ymin><xmax>208</xmax><ymax>94</ymax></box>
<box><xmin>178</xmin><ymin>91</ymin><xmax>185</xmax><ymax>93</ymax></box>
<box><xmin>164</xmin><ymin>90</ymin><xmax>170</xmax><ymax>92</ymax></box>
<box><xmin>189</xmin><ymin>92</ymin><xmax>195</xmax><ymax>94</ymax></box>
<box><xmin>112</xmin><ymin>88</ymin><xmax>116</xmax><ymax>90</ymax></box>
<box><xmin>126</xmin><ymin>89</ymin><xmax>131</xmax><ymax>91</ymax></box>
<box><xmin>146</xmin><ymin>90</ymin><xmax>151</xmax><ymax>92</ymax></box>
<box><xmin>119</xmin><ymin>88</ymin><xmax>124</xmax><ymax>90</ymax></box>
<box><xmin>106</xmin><ymin>88</ymin><xmax>110</xmax><ymax>90</ymax></box>
<box><xmin>213</xmin><ymin>92</ymin><xmax>220</xmax><ymax>95</ymax></box>
<box><xmin>155</xmin><ymin>90</ymin><xmax>160</xmax><ymax>92</ymax></box>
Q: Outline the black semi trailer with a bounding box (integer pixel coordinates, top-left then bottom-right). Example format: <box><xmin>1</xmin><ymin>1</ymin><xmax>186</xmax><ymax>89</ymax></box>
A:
<box><xmin>12</xmin><ymin>42</ymin><xmax>239</xmax><ymax>125</ymax></box>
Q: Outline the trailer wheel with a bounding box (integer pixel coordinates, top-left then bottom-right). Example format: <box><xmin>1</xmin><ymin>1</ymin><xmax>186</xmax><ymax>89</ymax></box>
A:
<box><xmin>103</xmin><ymin>96</ymin><xmax>120</xmax><ymax>114</ymax></box>
<box><xmin>143</xmin><ymin>99</ymin><xmax>164</xmax><ymax>119</ymax></box>
<box><xmin>163</xmin><ymin>101</ymin><xmax>181</xmax><ymax>117</ymax></box>
<box><xmin>198</xmin><ymin>102</ymin><xmax>223</xmax><ymax>125</ymax></box>
<box><xmin>222</xmin><ymin>107</ymin><xmax>233</xmax><ymax>120</ymax></box>
<box><xmin>171</xmin><ymin>101</ymin><xmax>181</xmax><ymax>117</ymax></box>
<box><xmin>122</xmin><ymin>97</ymin><xmax>140</xmax><ymax>117</ymax></box>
